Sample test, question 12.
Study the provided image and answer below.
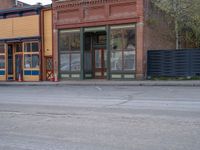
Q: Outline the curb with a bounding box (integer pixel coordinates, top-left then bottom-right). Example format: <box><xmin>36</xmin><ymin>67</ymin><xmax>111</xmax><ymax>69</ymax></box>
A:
<box><xmin>1</xmin><ymin>81</ymin><xmax>200</xmax><ymax>87</ymax></box>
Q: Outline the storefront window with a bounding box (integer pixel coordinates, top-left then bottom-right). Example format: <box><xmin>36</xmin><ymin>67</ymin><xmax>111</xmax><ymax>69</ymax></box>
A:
<box><xmin>24</xmin><ymin>42</ymin><xmax>40</xmax><ymax>69</ymax></box>
<box><xmin>110</xmin><ymin>24</ymin><xmax>136</xmax><ymax>72</ymax></box>
<box><xmin>24</xmin><ymin>54</ymin><xmax>39</xmax><ymax>69</ymax></box>
<box><xmin>0</xmin><ymin>55</ymin><xmax>5</xmax><ymax>69</ymax></box>
<box><xmin>59</xmin><ymin>30</ymin><xmax>80</xmax><ymax>74</ymax></box>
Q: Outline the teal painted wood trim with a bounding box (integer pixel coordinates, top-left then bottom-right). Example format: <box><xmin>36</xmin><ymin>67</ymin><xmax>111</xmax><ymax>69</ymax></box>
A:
<box><xmin>106</xmin><ymin>25</ymin><xmax>111</xmax><ymax>80</ymax></box>
<box><xmin>80</xmin><ymin>27</ymin><xmax>84</xmax><ymax>80</ymax></box>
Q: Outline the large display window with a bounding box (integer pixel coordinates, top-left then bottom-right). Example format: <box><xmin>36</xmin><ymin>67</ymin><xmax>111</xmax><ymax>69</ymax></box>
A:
<box><xmin>59</xmin><ymin>29</ymin><xmax>80</xmax><ymax>78</ymax></box>
<box><xmin>24</xmin><ymin>42</ymin><xmax>40</xmax><ymax>69</ymax></box>
<box><xmin>110</xmin><ymin>24</ymin><xmax>136</xmax><ymax>79</ymax></box>
<box><xmin>23</xmin><ymin>41</ymin><xmax>40</xmax><ymax>81</ymax></box>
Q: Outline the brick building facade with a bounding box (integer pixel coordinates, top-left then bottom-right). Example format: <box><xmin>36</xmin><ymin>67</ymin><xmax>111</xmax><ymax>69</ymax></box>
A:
<box><xmin>0</xmin><ymin>0</ymin><xmax>175</xmax><ymax>81</ymax></box>
<box><xmin>52</xmin><ymin>0</ymin><xmax>175</xmax><ymax>80</ymax></box>
<box><xmin>0</xmin><ymin>0</ymin><xmax>16</xmax><ymax>10</ymax></box>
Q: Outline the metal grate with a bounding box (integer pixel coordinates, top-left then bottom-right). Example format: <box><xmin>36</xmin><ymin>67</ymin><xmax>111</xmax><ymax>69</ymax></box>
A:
<box><xmin>147</xmin><ymin>49</ymin><xmax>200</xmax><ymax>78</ymax></box>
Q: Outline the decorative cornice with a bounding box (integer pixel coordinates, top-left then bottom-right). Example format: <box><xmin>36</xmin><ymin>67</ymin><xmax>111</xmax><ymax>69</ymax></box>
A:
<box><xmin>53</xmin><ymin>0</ymin><xmax>135</xmax><ymax>9</ymax></box>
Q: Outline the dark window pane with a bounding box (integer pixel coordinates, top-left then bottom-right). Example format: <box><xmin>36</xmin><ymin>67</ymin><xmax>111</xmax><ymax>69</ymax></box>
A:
<box><xmin>0</xmin><ymin>55</ymin><xmax>5</xmax><ymax>69</ymax></box>
<box><xmin>32</xmin><ymin>54</ymin><xmax>39</xmax><ymax>68</ymax></box>
<box><xmin>24</xmin><ymin>43</ymin><xmax>31</xmax><ymax>52</ymax></box>
<box><xmin>32</xmin><ymin>43</ymin><xmax>39</xmax><ymax>52</ymax></box>
<box><xmin>71</xmin><ymin>53</ymin><xmax>80</xmax><ymax>71</ymax></box>
<box><xmin>84</xmin><ymin>52</ymin><xmax>92</xmax><ymax>72</ymax></box>
<box><xmin>0</xmin><ymin>44</ymin><xmax>5</xmax><ymax>53</ymax></box>
<box><xmin>16</xmin><ymin>43</ymin><xmax>22</xmax><ymax>52</ymax></box>
<box><xmin>60</xmin><ymin>53</ymin><xmax>70</xmax><ymax>71</ymax></box>
<box><xmin>24</xmin><ymin>54</ymin><xmax>31</xmax><ymax>68</ymax></box>
<box><xmin>111</xmin><ymin>51</ymin><xmax>122</xmax><ymax>71</ymax></box>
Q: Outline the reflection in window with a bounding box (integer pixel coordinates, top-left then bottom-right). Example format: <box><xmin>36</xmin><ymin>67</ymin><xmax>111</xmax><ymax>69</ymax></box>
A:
<box><xmin>60</xmin><ymin>53</ymin><xmax>70</xmax><ymax>71</ymax></box>
<box><xmin>24</xmin><ymin>54</ymin><xmax>39</xmax><ymax>69</ymax></box>
<box><xmin>124</xmin><ymin>51</ymin><xmax>135</xmax><ymax>70</ymax></box>
<box><xmin>110</xmin><ymin>25</ymin><xmax>136</xmax><ymax>71</ymax></box>
<box><xmin>111</xmin><ymin>51</ymin><xmax>122</xmax><ymax>71</ymax></box>
<box><xmin>71</xmin><ymin>53</ymin><xmax>80</xmax><ymax>71</ymax></box>
<box><xmin>32</xmin><ymin>54</ymin><xmax>39</xmax><ymax>68</ymax></box>
<box><xmin>24</xmin><ymin>54</ymin><xmax>31</xmax><ymax>68</ymax></box>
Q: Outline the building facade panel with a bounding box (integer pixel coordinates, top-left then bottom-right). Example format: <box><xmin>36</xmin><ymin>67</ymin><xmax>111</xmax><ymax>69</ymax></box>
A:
<box><xmin>13</xmin><ymin>15</ymin><xmax>40</xmax><ymax>38</ymax></box>
<box><xmin>0</xmin><ymin>5</ymin><xmax>43</xmax><ymax>82</ymax></box>
<box><xmin>52</xmin><ymin>0</ymin><xmax>142</xmax><ymax>80</ymax></box>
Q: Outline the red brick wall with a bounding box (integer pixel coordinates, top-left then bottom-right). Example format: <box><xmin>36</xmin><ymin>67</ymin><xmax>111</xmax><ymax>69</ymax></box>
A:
<box><xmin>144</xmin><ymin>0</ymin><xmax>175</xmax><ymax>50</ymax></box>
<box><xmin>143</xmin><ymin>0</ymin><xmax>176</xmax><ymax>77</ymax></box>
<box><xmin>0</xmin><ymin>0</ymin><xmax>16</xmax><ymax>10</ymax></box>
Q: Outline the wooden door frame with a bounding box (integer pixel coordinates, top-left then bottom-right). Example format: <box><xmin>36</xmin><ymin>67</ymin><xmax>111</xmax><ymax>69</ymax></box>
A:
<box><xmin>6</xmin><ymin>43</ymin><xmax>14</xmax><ymax>81</ymax></box>
<box><xmin>94</xmin><ymin>48</ymin><xmax>106</xmax><ymax>79</ymax></box>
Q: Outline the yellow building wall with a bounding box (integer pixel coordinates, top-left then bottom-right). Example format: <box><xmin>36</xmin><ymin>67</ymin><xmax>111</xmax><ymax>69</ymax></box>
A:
<box><xmin>13</xmin><ymin>15</ymin><xmax>40</xmax><ymax>37</ymax></box>
<box><xmin>0</xmin><ymin>15</ymin><xmax>40</xmax><ymax>40</ymax></box>
<box><xmin>43</xmin><ymin>10</ymin><xmax>53</xmax><ymax>56</ymax></box>
<box><xmin>0</xmin><ymin>19</ymin><xmax>12</xmax><ymax>39</ymax></box>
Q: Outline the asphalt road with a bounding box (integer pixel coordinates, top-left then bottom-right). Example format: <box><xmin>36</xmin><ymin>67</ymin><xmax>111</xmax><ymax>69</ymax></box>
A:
<box><xmin>0</xmin><ymin>85</ymin><xmax>200</xmax><ymax>150</ymax></box>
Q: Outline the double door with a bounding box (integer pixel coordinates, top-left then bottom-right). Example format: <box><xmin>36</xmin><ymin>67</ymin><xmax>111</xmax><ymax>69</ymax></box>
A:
<box><xmin>84</xmin><ymin>31</ymin><xmax>107</xmax><ymax>79</ymax></box>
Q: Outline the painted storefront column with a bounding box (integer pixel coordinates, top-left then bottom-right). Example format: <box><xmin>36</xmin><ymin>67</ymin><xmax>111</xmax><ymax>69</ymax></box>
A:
<box><xmin>80</xmin><ymin>27</ymin><xmax>84</xmax><ymax>80</ymax></box>
<box><xmin>53</xmin><ymin>28</ymin><xmax>59</xmax><ymax>80</ymax></box>
<box><xmin>136</xmin><ymin>21</ymin><xmax>144</xmax><ymax>80</ymax></box>
<box><xmin>136</xmin><ymin>0</ymin><xmax>144</xmax><ymax>80</ymax></box>
<box><xmin>106</xmin><ymin>25</ymin><xmax>111</xmax><ymax>80</ymax></box>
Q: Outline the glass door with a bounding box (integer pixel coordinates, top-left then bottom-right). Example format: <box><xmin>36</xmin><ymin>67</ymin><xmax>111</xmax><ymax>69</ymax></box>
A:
<box><xmin>94</xmin><ymin>48</ymin><xmax>106</xmax><ymax>79</ymax></box>
<box><xmin>7</xmin><ymin>44</ymin><xmax>14</xmax><ymax>80</ymax></box>
<box><xmin>15</xmin><ymin>54</ymin><xmax>23</xmax><ymax>81</ymax></box>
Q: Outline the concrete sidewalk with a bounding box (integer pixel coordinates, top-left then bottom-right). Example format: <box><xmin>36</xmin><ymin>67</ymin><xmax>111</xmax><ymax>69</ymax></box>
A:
<box><xmin>1</xmin><ymin>80</ymin><xmax>200</xmax><ymax>86</ymax></box>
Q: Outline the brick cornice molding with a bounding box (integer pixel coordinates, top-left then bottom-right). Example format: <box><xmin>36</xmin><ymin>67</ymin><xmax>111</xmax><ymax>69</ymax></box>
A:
<box><xmin>53</xmin><ymin>0</ymin><xmax>136</xmax><ymax>9</ymax></box>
